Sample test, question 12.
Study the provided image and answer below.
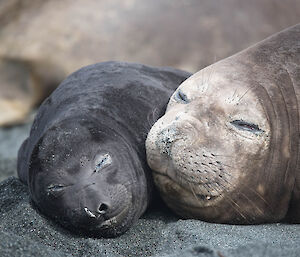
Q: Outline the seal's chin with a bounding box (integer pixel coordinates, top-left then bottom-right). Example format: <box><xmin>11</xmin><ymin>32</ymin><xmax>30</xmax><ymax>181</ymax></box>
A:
<box><xmin>153</xmin><ymin>167</ymin><xmax>225</xmax><ymax>210</ymax></box>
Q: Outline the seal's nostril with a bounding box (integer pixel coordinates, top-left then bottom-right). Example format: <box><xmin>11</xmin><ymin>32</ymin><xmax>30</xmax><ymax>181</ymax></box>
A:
<box><xmin>98</xmin><ymin>203</ymin><xmax>109</xmax><ymax>214</ymax></box>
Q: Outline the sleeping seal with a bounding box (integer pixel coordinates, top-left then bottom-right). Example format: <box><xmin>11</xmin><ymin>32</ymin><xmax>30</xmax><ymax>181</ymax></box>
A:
<box><xmin>17</xmin><ymin>61</ymin><xmax>190</xmax><ymax>237</ymax></box>
<box><xmin>146</xmin><ymin>24</ymin><xmax>300</xmax><ymax>224</ymax></box>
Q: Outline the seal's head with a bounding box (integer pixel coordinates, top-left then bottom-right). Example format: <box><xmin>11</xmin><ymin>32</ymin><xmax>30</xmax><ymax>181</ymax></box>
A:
<box><xmin>29</xmin><ymin>117</ymin><xmax>147</xmax><ymax>237</ymax></box>
<box><xmin>146</xmin><ymin>59</ymin><xmax>295</xmax><ymax>224</ymax></box>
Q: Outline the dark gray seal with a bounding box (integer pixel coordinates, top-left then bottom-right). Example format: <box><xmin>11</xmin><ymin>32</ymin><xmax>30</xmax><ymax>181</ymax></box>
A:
<box><xmin>17</xmin><ymin>61</ymin><xmax>190</xmax><ymax>237</ymax></box>
<box><xmin>146</xmin><ymin>24</ymin><xmax>300</xmax><ymax>224</ymax></box>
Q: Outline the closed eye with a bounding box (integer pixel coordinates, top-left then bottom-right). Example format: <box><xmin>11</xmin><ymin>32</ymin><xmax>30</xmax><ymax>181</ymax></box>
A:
<box><xmin>95</xmin><ymin>153</ymin><xmax>112</xmax><ymax>172</ymax></box>
<box><xmin>47</xmin><ymin>184</ymin><xmax>68</xmax><ymax>198</ymax></box>
<box><xmin>230</xmin><ymin>120</ymin><xmax>264</xmax><ymax>133</ymax></box>
<box><xmin>174</xmin><ymin>89</ymin><xmax>189</xmax><ymax>104</ymax></box>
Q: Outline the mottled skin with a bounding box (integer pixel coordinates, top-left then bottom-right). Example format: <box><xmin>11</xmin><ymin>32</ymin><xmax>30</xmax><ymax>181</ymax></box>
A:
<box><xmin>1</xmin><ymin>0</ymin><xmax>300</xmax><ymax>126</ymax></box>
<box><xmin>146</xmin><ymin>24</ymin><xmax>300</xmax><ymax>224</ymax></box>
<box><xmin>17</xmin><ymin>62</ymin><xmax>190</xmax><ymax>237</ymax></box>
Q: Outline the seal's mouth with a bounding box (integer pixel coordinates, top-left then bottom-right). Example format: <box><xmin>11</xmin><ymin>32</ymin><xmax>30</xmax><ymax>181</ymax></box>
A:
<box><xmin>97</xmin><ymin>201</ymin><xmax>131</xmax><ymax>229</ymax></box>
<box><xmin>193</xmin><ymin>193</ymin><xmax>219</xmax><ymax>201</ymax></box>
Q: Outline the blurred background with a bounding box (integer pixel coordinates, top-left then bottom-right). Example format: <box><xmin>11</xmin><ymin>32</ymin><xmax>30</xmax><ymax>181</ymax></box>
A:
<box><xmin>0</xmin><ymin>0</ymin><xmax>300</xmax><ymax>180</ymax></box>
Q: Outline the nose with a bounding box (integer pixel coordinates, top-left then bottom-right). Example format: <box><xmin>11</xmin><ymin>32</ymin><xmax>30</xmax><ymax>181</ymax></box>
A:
<box><xmin>98</xmin><ymin>203</ymin><xmax>109</xmax><ymax>214</ymax></box>
<box><xmin>84</xmin><ymin>202</ymin><xmax>110</xmax><ymax>218</ymax></box>
<box><xmin>157</xmin><ymin>126</ymin><xmax>179</xmax><ymax>156</ymax></box>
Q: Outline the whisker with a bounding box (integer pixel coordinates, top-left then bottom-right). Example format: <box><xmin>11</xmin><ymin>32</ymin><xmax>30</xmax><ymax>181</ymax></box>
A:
<box><xmin>188</xmin><ymin>182</ymin><xmax>200</xmax><ymax>202</ymax></box>
<box><xmin>211</xmin><ymin>153</ymin><xmax>234</xmax><ymax>158</ymax></box>
<box><xmin>235</xmin><ymin>85</ymin><xmax>259</xmax><ymax>106</ymax></box>
<box><xmin>221</xmin><ymin>175</ymin><xmax>268</xmax><ymax>217</ymax></box>
<box><xmin>235</xmin><ymin>88</ymin><xmax>251</xmax><ymax>105</ymax></box>
<box><xmin>239</xmin><ymin>180</ymin><xmax>271</xmax><ymax>209</ymax></box>
<box><xmin>217</xmin><ymin>160</ymin><xmax>272</xmax><ymax>209</ymax></box>
<box><xmin>204</xmin><ymin>181</ymin><xmax>248</xmax><ymax>222</ymax></box>
<box><xmin>207</xmin><ymin>64</ymin><xmax>215</xmax><ymax>85</ymax></box>
<box><xmin>230</xmin><ymin>89</ymin><xmax>237</xmax><ymax>102</ymax></box>
<box><xmin>225</xmin><ymin>196</ymin><xmax>248</xmax><ymax>221</ymax></box>
<box><xmin>220</xmin><ymin>163</ymin><xmax>236</xmax><ymax>168</ymax></box>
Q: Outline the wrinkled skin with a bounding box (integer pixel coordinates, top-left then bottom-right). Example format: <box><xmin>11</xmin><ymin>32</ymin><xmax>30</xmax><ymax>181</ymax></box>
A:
<box><xmin>146</xmin><ymin>24</ymin><xmax>300</xmax><ymax>224</ymax></box>
<box><xmin>1</xmin><ymin>0</ymin><xmax>300</xmax><ymax>126</ymax></box>
<box><xmin>17</xmin><ymin>62</ymin><xmax>190</xmax><ymax>237</ymax></box>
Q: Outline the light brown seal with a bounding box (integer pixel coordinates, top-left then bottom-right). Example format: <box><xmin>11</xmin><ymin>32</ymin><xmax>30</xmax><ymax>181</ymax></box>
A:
<box><xmin>146</xmin><ymin>23</ymin><xmax>300</xmax><ymax>224</ymax></box>
<box><xmin>1</xmin><ymin>0</ymin><xmax>300</xmax><ymax>126</ymax></box>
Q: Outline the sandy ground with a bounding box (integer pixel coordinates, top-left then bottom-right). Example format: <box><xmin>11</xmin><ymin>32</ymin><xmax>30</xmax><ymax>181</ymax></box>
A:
<box><xmin>0</xmin><ymin>122</ymin><xmax>31</xmax><ymax>181</ymax></box>
<box><xmin>0</xmin><ymin>122</ymin><xmax>300</xmax><ymax>257</ymax></box>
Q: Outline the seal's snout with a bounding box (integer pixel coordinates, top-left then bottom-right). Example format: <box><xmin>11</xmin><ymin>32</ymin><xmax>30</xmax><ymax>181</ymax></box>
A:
<box><xmin>154</xmin><ymin>115</ymin><xmax>202</xmax><ymax>155</ymax></box>
<box><xmin>98</xmin><ymin>203</ymin><xmax>109</xmax><ymax>214</ymax></box>
<box><xmin>67</xmin><ymin>182</ymin><xmax>133</xmax><ymax>236</ymax></box>
<box><xmin>84</xmin><ymin>202</ymin><xmax>110</xmax><ymax>218</ymax></box>
<box><xmin>157</xmin><ymin>126</ymin><xmax>180</xmax><ymax>156</ymax></box>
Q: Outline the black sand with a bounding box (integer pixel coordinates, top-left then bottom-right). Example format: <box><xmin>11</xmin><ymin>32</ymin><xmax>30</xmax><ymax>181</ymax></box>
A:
<box><xmin>0</xmin><ymin>122</ymin><xmax>31</xmax><ymax>181</ymax></box>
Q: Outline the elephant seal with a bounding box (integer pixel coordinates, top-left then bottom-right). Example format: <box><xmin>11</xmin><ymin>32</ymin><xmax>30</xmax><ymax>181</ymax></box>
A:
<box><xmin>1</xmin><ymin>0</ymin><xmax>300</xmax><ymax>127</ymax></box>
<box><xmin>146</xmin><ymin>24</ymin><xmax>300</xmax><ymax>224</ymax></box>
<box><xmin>17</xmin><ymin>61</ymin><xmax>190</xmax><ymax>237</ymax></box>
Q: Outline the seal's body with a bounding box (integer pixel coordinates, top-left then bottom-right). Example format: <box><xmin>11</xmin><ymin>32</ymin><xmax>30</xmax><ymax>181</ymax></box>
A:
<box><xmin>17</xmin><ymin>62</ymin><xmax>190</xmax><ymax>237</ymax></box>
<box><xmin>146</xmin><ymin>24</ymin><xmax>300</xmax><ymax>224</ymax></box>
